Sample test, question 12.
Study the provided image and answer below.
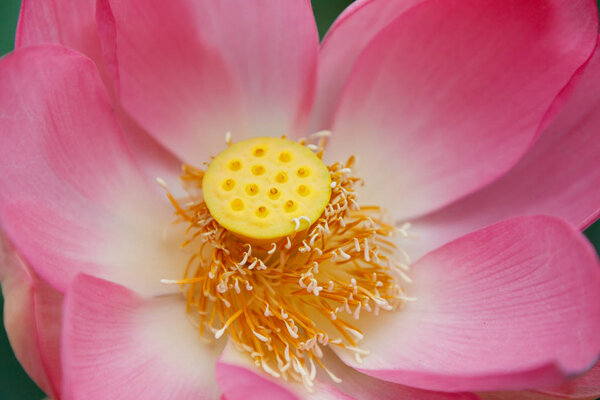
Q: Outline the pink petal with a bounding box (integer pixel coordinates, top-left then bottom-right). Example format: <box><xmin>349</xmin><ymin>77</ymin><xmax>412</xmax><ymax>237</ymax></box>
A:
<box><xmin>405</xmin><ymin>41</ymin><xmax>600</xmax><ymax>260</ymax></box>
<box><xmin>0</xmin><ymin>234</ymin><xmax>63</xmax><ymax>399</ymax></box>
<box><xmin>327</xmin><ymin>0</ymin><xmax>598</xmax><ymax>219</ymax></box>
<box><xmin>98</xmin><ymin>0</ymin><xmax>319</xmax><ymax>165</ymax></box>
<box><xmin>479</xmin><ymin>362</ymin><xmax>600</xmax><ymax>399</ymax></box>
<box><xmin>62</xmin><ymin>274</ymin><xmax>222</xmax><ymax>399</ymax></box>
<box><xmin>336</xmin><ymin>216</ymin><xmax>600</xmax><ymax>392</ymax></box>
<box><xmin>16</xmin><ymin>0</ymin><xmax>102</xmax><ymax>77</ymax></box>
<box><xmin>216</xmin><ymin>342</ymin><xmax>312</xmax><ymax>400</ymax></box>
<box><xmin>17</xmin><ymin>0</ymin><xmax>118</xmax><ymax>102</ymax></box>
<box><xmin>538</xmin><ymin>362</ymin><xmax>600</xmax><ymax>399</ymax></box>
<box><xmin>217</xmin><ymin>343</ymin><xmax>477</xmax><ymax>400</ymax></box>
<box><xmin>478</xmin><ymin>392</ymin><xmax>563</xmax><ymax>400</ymax></box>
<box><xmin>312</xmin><ymin>0</ymin><xmax>425</xmax><ymax>130</ymax></box>
<box><xmin>0</xmin><ymin>45</ymin><xmax>187</xmax><ymax>295</ymax></box>
<box><xmin>16</xmin><ymin>0</ymin><xmax>183</xmax><ymax>192</ymax></box>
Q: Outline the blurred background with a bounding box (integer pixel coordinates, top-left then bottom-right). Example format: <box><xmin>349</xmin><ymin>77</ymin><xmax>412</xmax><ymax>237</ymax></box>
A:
<box><xmin>0</xmin><ymin>0</ymin><xmax>599</xmax><ymax>398</ymax></box>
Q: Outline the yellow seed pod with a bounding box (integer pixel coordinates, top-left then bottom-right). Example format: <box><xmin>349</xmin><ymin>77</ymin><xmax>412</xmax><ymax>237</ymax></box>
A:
<box><xmin>202</xmin><ymin>137</ymin><xmax>332</xmax><ymax>240</ymax></box>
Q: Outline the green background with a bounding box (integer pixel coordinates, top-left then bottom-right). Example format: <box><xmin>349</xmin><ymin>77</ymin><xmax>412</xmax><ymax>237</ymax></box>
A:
<box><xmin>0</xmin><ymin>0</ymin><xmax>599</xmax><ymax>398</ymax></box>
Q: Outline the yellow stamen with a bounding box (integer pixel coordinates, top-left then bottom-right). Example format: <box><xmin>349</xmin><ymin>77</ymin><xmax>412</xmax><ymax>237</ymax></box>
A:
<box><xmin>162</xmin><ymin>135</ymin><xmax>412</xmax><ymax>390</ymax></box>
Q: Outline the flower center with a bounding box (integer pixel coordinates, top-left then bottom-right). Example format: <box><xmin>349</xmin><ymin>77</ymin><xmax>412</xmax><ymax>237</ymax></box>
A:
<box><xmin>161</xmin><ymin>134</ymin><xmax>413</xmax><ymax>390</ymax></box>
<box><xmin>202</xmin><ymin>137</ymin><xmax>332</xmax><ymax>240</ymax></box>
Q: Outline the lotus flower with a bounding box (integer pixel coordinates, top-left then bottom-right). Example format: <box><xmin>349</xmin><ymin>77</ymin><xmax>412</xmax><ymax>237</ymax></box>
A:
<box><xmin>2</xmin><ymin>0</ymin><xmax>600</xmax><ymax>399</ymax></box>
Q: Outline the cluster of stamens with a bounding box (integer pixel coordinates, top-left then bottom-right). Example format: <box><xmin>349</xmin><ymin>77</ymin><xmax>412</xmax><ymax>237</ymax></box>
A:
<box><xmin>160</xmin><ymin>133</ymin><xmax>413</xmax><ymax>390</ymax></box>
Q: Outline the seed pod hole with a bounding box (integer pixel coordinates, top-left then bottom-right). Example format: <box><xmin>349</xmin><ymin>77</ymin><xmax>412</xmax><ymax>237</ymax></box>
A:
<box><xmin>222</xmin><ymin>179</ymin><xmax>236</xmax><ymax>191</ymax></box>
<box><xmin>268</xmin><ymin>187</ymin><xmax>280</xmax><ymax>200</ymax></box>
<box><xmin>297</xmin><ymin>185</ymin><xmax>309</xmax><ymax>196</ymax></box>
<box><xmin>284</xmin><ymin>200</ymin><xmax>297</xmax><ymax>213</ymax></box>
<box><xmin>246</xmin><ymin>184</ymin><xmax>259</xmax><ymax>196</ymax></box>
<box><xmin>279</xmin><ymin>152</ymin><xmax>292</xmax><ymax>163</ymax></box>
<box><xmin>252</xmin><ymin>165</ymin><xmax>265</xmax><ymax>176</ymax></box>
<box><xmin>228</xmin><ymin>160</ymin><xmax>242</xmax><ymax>171</ymax></box>
<box><xmin>297</xmin><ymin>167</ymin><xmax>310</xmax><ymax>178</ymax></box>
<box><xmin>256</xmin><ymin>206</ymin><xmax>269</xmax><ymax>218</ymax></box>
<box><xmin>275</xmin><ymin>171</ymin><xmax>288</xmax><ymax>183</ymax></box>
<box><xmin>231</xmin><ymin>198</ymin><xmax>244</xmax><ymax>211</ymax></box>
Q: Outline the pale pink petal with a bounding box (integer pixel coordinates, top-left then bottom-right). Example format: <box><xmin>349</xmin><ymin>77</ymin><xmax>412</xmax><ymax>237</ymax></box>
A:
<box><xmin>217</xmin><ymin>343</ymin><xmax>477</xmax><ymax>400</ymax></box>
<box><xmin>62</xmin><ymin>274</ymin><xmax>222</xmax><ymax>399</ymax></box>
<box><xmin>327</xmin><ymin>0</ymin><xmax>598</xmax><ymax>219</ymax></box>
<box><xmin>113</xmin><ymin>108</ymin><xmax>184</xmax><ymax>196</ymax></box>
<box><xmin>336</xmin><ymin>216</ymin><xmax>600</xmax><ymax>392</ymax></box>
<box><xmin>16</xmin><ymin>0</ymin><xmax>183</xmax><ymax>192</ymax></box>
<box><xmin>98</xmin><ymin>0</ymin><xmax>319</xmax><ymax>165</ymax></box>
<box><xmin>404</xmin><ymin>42</ymin><xmax>600</xmax><ymax>260</ymax></box>
<box><xmin>312</xmin><ymin>0</ymin><xmax>425</xmax><ymax>130</ymax></box>
<box><xmin>0</xmin><ymin>45</ymin><xmax>187</xmax><ymax>295</ymax></box>
<box><xmin>0</xmin><ymin>234</ymin><xmax>63</xmax><ymax>399</ymax></box>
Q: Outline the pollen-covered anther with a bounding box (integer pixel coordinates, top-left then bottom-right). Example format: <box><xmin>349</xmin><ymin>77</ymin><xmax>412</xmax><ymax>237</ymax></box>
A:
<box><xmin>161</xmin><ymin>135</ymin><xmax>413</xmax><ymax>390</ymax></box>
